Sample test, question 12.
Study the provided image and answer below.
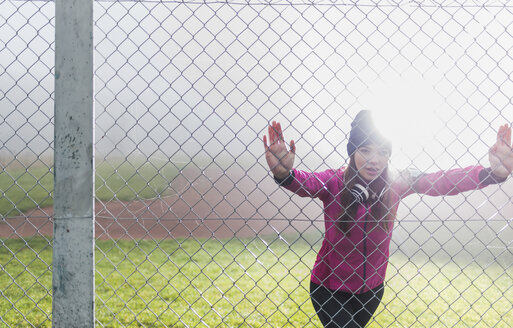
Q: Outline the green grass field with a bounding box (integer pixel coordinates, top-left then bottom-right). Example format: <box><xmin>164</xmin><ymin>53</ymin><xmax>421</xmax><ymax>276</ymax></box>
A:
<box><xmin>0</xmin><ymin>159</ymin><xmax>180</xmax><ymax>217</ymax></box>
<box><xmin>2</xmin><ymin>162</ymin><xmax>512</xmax><ymax>326</ymax></box>
<box><xmin>1</xmin><ymin>235</ymin><xmax>512</xmax><ymax>327</ymax></box>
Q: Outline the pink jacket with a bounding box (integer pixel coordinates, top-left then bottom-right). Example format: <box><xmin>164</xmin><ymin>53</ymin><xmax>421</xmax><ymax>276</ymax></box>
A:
<box><xmin>279</xmin><ymin>165</ymin><xmax>500</xmax><ymax>293</ymax></box>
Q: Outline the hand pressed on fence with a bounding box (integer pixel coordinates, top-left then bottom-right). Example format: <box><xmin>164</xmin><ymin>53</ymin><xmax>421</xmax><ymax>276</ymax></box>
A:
<box><xmin>263</xmin><ymin>110</ymin><xmax>512</xmax><ymax>328</ymax></box>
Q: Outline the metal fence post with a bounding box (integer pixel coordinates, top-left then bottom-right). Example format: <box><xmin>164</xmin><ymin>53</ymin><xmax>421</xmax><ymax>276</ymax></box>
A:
<box><xmin>52</xmin><ymin>0</ymin><xmax>95</xmax><ymax>326</ymax></box>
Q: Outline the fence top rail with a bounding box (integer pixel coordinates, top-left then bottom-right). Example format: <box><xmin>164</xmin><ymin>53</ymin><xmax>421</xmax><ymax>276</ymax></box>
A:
<box><xmin>9</xmin><ymin>0</ymin><xmax>513</xmax><ymax>8</ymax></box>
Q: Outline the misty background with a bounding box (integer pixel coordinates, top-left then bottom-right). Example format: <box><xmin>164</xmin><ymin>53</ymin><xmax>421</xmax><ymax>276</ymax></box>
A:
<box><xmin>1</xmin><ymin>0</ymin><xmax>513</xmax><ymax>262</ymax></box>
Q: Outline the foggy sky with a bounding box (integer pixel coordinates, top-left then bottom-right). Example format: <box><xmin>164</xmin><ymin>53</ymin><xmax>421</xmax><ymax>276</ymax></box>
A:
<box><xmin>3</xmin><ymin>1</ymin><xmax>513</xmax><ymax>165</ymax></box>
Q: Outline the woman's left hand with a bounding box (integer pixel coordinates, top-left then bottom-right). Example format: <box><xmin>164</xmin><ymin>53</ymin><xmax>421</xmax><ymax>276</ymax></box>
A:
<box><xmin>489</xmin><ymin>124</ymin><xmax>513</xmax><ymax>179</ymax></box>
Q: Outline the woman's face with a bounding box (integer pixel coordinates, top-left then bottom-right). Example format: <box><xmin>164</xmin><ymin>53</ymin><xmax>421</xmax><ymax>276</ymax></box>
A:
<box><xmin>354</xmin><ymin>144</ymin><xmax>391</xmax><ymax>182</ymax></box>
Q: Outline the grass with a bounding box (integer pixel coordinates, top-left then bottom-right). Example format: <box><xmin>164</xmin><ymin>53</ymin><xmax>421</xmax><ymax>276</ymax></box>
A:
<box><xmin>1</xmin><ymin>161</ymin><xmax>512</xmax><ymax>326</ymax></box>
<box><xmin>1</xmin><ymin>235</ymin><xmax>512</xmax><ymax>327</ymax></box>
<box><xmin>0</xmin><ymin>159</ymin><xmax>181</xmax><ymax>217</ymax></box>
<box><xmin>0</xmin><ymin>166</ymin><xmax>54</xmax><ymax>217</ymax></box>
<box><xmin>94</xmin><ymin>160</ymin><xmax>181</xmax><ymax>202</ymax></box>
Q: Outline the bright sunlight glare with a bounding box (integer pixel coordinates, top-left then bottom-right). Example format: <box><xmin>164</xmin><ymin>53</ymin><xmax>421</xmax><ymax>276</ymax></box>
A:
<box><xmin>361</xmin><ymin>72</ymin><xmax>447</xmax><ymax>167</ymax></box>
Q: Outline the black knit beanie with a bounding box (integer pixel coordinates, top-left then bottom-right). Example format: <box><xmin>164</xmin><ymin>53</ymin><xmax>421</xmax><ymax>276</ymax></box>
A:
<box><xmin>346</xmin><ymin>110</ymin><xmax>392</xmax><ymax>157</ymax></box>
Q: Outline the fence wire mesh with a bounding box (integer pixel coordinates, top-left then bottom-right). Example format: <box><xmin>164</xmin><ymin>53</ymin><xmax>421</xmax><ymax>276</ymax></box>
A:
<box><xmin>0</xmin><ymin>0</ymin><xmax>54</xmax><ymax>326</ymax></box>
<box><xmin>1</xmin><ymin>0</ymin><xmax>513</xmax><ymax>327</ymax></box>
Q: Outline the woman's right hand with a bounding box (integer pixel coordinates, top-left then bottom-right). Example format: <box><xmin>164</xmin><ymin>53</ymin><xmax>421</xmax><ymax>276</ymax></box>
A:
<box><xmin>263</xmin><ymin>121</ymin><xmax>296</xmax><ymax>179</ymax></box>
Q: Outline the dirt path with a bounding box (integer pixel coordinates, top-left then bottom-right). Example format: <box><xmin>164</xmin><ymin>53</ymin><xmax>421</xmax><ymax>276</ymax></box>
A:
<box><xmin>1</xmin><ymin>166</ymin><xmax>322</xmax><ymax>239</ymax></box>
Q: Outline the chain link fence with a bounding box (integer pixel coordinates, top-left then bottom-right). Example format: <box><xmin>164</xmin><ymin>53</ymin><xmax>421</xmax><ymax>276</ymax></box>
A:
<box><xmin>2</xmin><ymin>0</ymin><xmax>513</xmax><ymax>326</ymax></box>
<box><xmin>0</xmin><ymin>0</ymin><xmax>54</xmax><ymax>326</ymax></box>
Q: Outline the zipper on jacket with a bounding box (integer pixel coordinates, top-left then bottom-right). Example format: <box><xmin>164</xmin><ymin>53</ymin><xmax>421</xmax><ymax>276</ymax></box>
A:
<box><xmin>359</xmin><ymin>208</ymin><xmax>369</xmax><ymax>294</ymax></box>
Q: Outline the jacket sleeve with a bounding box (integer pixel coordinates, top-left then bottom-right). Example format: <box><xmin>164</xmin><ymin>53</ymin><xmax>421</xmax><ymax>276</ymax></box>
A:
<box><xmin>274</xmin><ymin>168</ymin><xmax>340</xmax><ymax>200</ymax></box>
<box><xmin>399</xmin><ymin>165</ymin><xmax>507</xmax><ymax>199</ymax></box>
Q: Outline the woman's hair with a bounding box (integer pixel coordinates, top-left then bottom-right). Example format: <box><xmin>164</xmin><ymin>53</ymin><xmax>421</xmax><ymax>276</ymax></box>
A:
<box><xmin>338</xmin><ymin>154</ymin><xmax>393</xmax><ymax>234</ymax></box>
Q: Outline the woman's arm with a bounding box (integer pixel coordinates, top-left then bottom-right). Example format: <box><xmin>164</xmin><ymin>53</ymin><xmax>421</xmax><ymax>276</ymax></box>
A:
<box><xmin>274</xmin><ymin>168</ymin><xmax>340</xmax><ymax>199</ymax></box>
<box><xmin>398</xmin><ymin>124</ymin><xmax>511</xmax><ymax>198</ymax></box>
<box><xmin>410</xmin><ymin>165</ymin><xmax>504</xmax><ymax>197</ymax></box>
<box><xmin>488</xmin><ymin>123</ymin><xmax>513</xmax><ymax>179</ymax></box>
<box><xmin>263</xmin><ymin>121</ymin><xmax>295</xmax><ymax>180</ymax></box>
<box><xmin>263</xmin><ymin>121</ymin><xmax>337</xmax><ymax>199</ymax></box>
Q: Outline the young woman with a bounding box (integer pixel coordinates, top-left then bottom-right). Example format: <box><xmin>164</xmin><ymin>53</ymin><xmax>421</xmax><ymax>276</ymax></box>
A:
<box><xmin>262</xmin><ymin>110</ymin><xmax>512</xmax><ymax>328</ymax></box>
